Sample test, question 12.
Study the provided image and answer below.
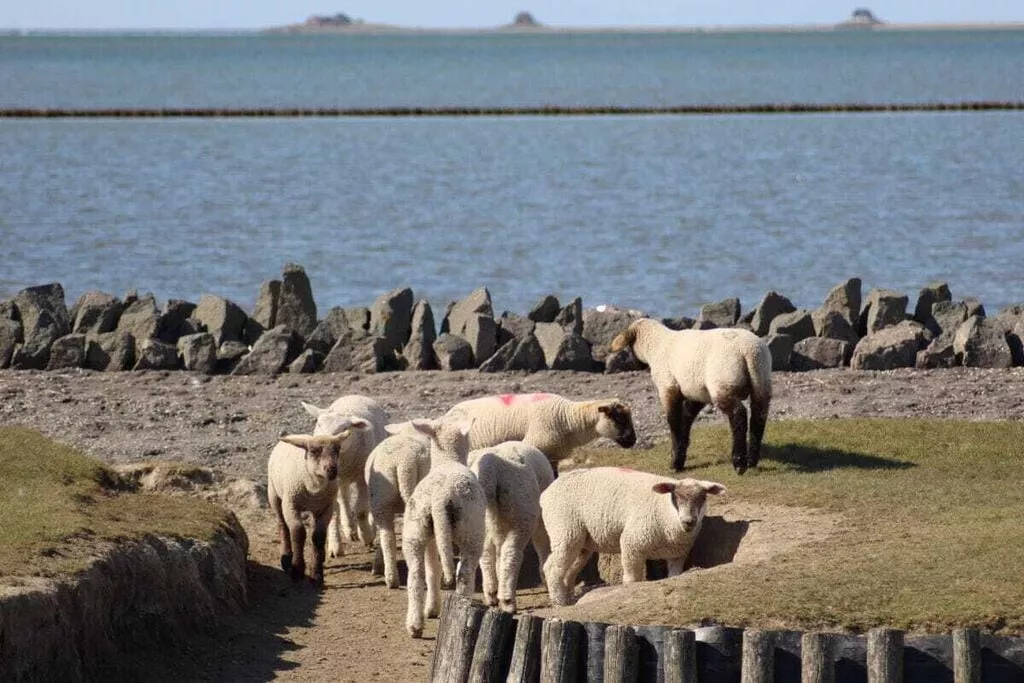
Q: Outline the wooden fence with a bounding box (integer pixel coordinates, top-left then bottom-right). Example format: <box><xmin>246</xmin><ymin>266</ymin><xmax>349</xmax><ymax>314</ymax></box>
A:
<box><xmin>428</xmin><ymin>595</ymin><xmax>1024</xmax><ymax>682</ymax></box>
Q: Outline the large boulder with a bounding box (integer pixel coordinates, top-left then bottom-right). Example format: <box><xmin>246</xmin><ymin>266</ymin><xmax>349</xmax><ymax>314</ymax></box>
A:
<box><xmin>10</xmin><ymin>283</ymin><xmax>71</xmax><ymax>369</ymax></box>
<box><xmin>696</xmin><ymin>298</ymin><xmax>740</xmax><ymax>329</ymax></box>
<box><xmin>0</xmin><ymin>318</ymin><xmax>22</xmax><ymax>368</ymax></box>
<box><xmin>768</xmin><ymin>309</ymin><xmax>815</xmax><ymax>342</ymax></box>
<box><xmin>288</xmin><ymin>348</ymin><xmax>321</xmax><ymax>374</ymax></box>
<box><xmin>850</xmin><ymin>322</ymin><xmax>926</xmax><ymax>370</ymax></box>
<box><xmin>458</xmin><ymin>314</ymin><xmax>497</xmax><ymax>367</ymax></box>
<box><xmin>370</xmin><ymin>287</ymin><xmax>415</xmax><ymax>355</ymax></box>
<box><xmin>441</xmin><ymin>287</ymin><xmax>493</xmax><ymax>334</ymax></box>
<box><xmin>276</xmin><ymin>263</ymin><xmax>317</xmax><ymax>337</ymax></box>
<box><xmin>582</xmin><ymin>307</ymin><xmax>643</xmax><ymax>362</ymax></box>
<box><xmin>322</xmin><ymin>329</ymin><xmax>394</xmax><ymax>374</ymax></box>
<box><xmin>232</xmin><ymin>325</ymin><xmax>303</xmax><ymax>375</ymax></box>
<box><xmin>133</xmin><ymin>339</ymin><xmax>180</xmax><ymax>371</ymax></box>
<box><xmin>860</xmin><ymin>288</ymin><xmax>908</xmax><ymax>335</ymax></box>
<box><xmin>177</xmin><ymin>333</ymin><xmax>218</xmax><ymax>374</ymax></box>
<box><xmin>534</xmin><ymin>322</ymin><xmax>593</xmax><ymax>371</ymax></box>
<box><xmin>71</xmin><ymin>291</ymin><xmax>123</xmax><ymax>335</ymax></box>
<box><xmin>554</xmin><ymin>297</ymin><xmax>583</xmax><ymax>336</ymax></box>
<box><xmin>995</xmin><ymin>306</ymin><xmax>1024</xmax><ymax>366</ymax></box>
<box><xmin>791</xmin><ymin>337</ymin><xmax>849</xmax><ymax>371</ymax></box>
<box><xmin>46</xmin><ymin>334</ymin><xmax>87</xmax><ymax>370</ymax></box>
<box><xmin>928</xmin><ymin>300</ymin><xmax>969</xmax><ymax>340</ymax></box>
<box><xmin>496</xmin><ymin>312</ymin><xmax>535</xmax><ymax>348</ymax></box>
<box><xmin>216</xmin><ymin>341</ymin><xmax>250</xmax><ymax>375</ymax></box>
<box><xmin>115</xmin><ymin>294</ymin><xmax>161</xmax><ymax>362</ymax></box>
<box><xmin>479</xmin><ymin>334</ymin><xmax>546</xmax><ymax>373</ymax></box>
<box><xmin>765</xmin><ymin>333</ymin><xmax>795</xmax><ymax>372</ymax></box>
<box><xmin>441</xmin><ymin>288</ymin><xmax>496</xmax><ymax>366</ymax></box>
<box><xmin>251</xmin><ymin>279</ymin><xmax>281</xmax><ymax>330</ymax></box>
<box><xmin>750</xmin><ymin>291</ymin><xmax>796</xmax><ymax>337</ymax></box>
<box><xmin>913</xmin><ymin>281</ymin><xmax>952</xmax><ymax>328</ymax></box>
<box><xmin>156</xmin><ymin>299</ymin><xmax>199</xmax><ymax>345</ymax></box>
<box><xmin>916</xmin><ymin>337</ymin><xmax>958</xmax><ymax>369</ymax></box>
<box><xmin>811</xmin><ymin>308</ymin><xmax>859</xmax><ymax>345</ymax></box>
<box><xmin>953</xmin><ymin>316</ymin><xmax>1012</xmax><ymax>368</ymax></box>
<box><xmin>193</xmin><ymin>295</ymin><xmax>248</xmax><ymax>347</ymax></box>
<box><xmin>528</xmin><ymin>295</ymin><xmax>560</xmax><ymax>323</ymax></box>
<box><xmin>403</xmin><ymin>300</ymin><xmax>437</xmax><ymax>371</ymax></box>
<box><xmin>85</xmin><ymin>331</ymin><xmax>135</xmax><ymax>371</ymax></box>
<box><xmin>432</xmin><ymin>333</ymin><xmax>474</xmax><ymax>371</ymax></box>
<box><xmin>305</xmin><ymin>307</ymin><xmax>365</xmax><ymax>355</ymax></box>
<box><xmin>821</xmin><ymin>278</ymin><xmax>862</xmax><ymax>330</ymax></box>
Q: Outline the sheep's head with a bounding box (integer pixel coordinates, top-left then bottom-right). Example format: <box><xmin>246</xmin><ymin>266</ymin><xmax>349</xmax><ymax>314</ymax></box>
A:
<box><xmin>652</xmin><ymin>478</ymin><xmax>726</xmax><ymax>533</ymax></box>
<box><xmin>408</xmin><ymin>417</ymin><xmax>475</xmax><ymax>463</ymax></box>
<box><xmin>595</xmin><ymin>400</ymin><xmax>637</xmax><ymax>448</ymax></box>
<box><xmin>281</xmin><ymin>427</ymin><xmax>369</xmax><ymax>482</ymax></box>
<box><xmin>301</xmin><ymin>401</ymin><xmax>372</xmax><ymax>438</ymax></box>
<box><xmin>609</xmin><ymin>321</ymin><xmax>641</xmax><ymax>353</ymax></box>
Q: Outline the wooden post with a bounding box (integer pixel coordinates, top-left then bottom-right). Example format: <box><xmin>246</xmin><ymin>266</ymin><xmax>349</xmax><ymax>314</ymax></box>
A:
<box><xmin>801</xmin><ymin>632</ymin><xmax>834</xmax><ymax>683</ymax></box>
<box><xmin>603</xmin><ymin>625</ymin><xmax>638</xmax><ymax>683</ymax></box>
<box><xmin>429</xmin><ymin>594</ymin><xmax>461</xmax><ymax>682</ymax></box>
<box><xmin>540</xmin><ymin>618</ymin><xmax>585</xmax><ymax>683</ymax></box>
<box><xmin>507</xmin><ymin>614</ymin><xmax>543</xmax><ymax>683</ymax></box>
<box><xmin>469</xmin><ymin>609</ymin><xmax>515</xmax><ymax>682</ymax></box>
<box><xmin>663</xmin><ymin>629</ymin><xmax>697</xmax><ymax>683</ymax></box>
<box><xmin>867</xmin><ymin>628</ymin><xmax>903</xmax><ymax>683</ymax></box>
<box><xmin>953</xmin><ymin>628</ymin><xmax>981</xmax><ymax>683</ymax></box>
<box><xmin>584</xmin><ymin>622</ymin><xmax>609</xmax><ymax>683</ymax></box>
<box><xmin>741</xmin><ymin>629</ymin><xmax>774</xmax><ymax>683</ymax></box>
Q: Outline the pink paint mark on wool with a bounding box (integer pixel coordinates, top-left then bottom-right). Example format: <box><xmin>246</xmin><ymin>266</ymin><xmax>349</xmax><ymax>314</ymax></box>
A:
<box><xmin>495</xmin><ymin>393</ymin><xmax>553</xmax><ymax>406</ymax></box>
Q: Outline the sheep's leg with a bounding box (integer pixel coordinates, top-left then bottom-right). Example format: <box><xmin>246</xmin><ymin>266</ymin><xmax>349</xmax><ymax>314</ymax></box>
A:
<box><xmin>353</xmin><ymin>481</ymin><xmax>375</xmax><ymax>549</ymax></box>
<box><xmin>287</xmin><ymin>508</ymin><xmax>307</xmax><ymax>582</ymax></box>
<box><xmin>621</xmin><ymin>553</ymin><xmax>647</xmax><ymax>584</ymax></box>
<box><xmin>378</xmin><ymin>515</ymin><xmax>400</xmax><ymax>589</ymax></box>
<box><xmin>719</xmin><ymin>398</ymin><xmax>749</xmax><ymax>475</ymax></box>
<box><xmin>456</xmin><ymin>533</ymin><xmax>482</xmax><ymax>597</ymax></box>
<box><xmin>269</xmin><ymin>490</ymin><xmax>293</xmax><ymax>573</ymax></box>
<box><xmin>666</xmin><ymin>557</ymin><xmax>686</xmax><ymax>577</ymax></box>
<box><xmin>499</xmin><ymin>530</ymin><xmax>531</xmax><ymax>613</ymax></box>
<box><xmin>326</xmin><ymin>494</ymin><xmax>348</xmax><ymax>559</ymax></box>
<box><xmin>403</xmin><ymin>525</ymin><xmax>426</xmax><ymax>638</ymax></box>
<box><xmin>532</xmin><ymin>520</ymin><xmax>552</xmax><ymax>587</ymax></box>
<box><xmin>664</xmin><ymin>388</ymin><xmax>705</xmax><ymax>472</ymax></box>
<box><xmin>748</xmin><ymin>396</ymin><xmax>770</xmax><ymax>469</ymax></box>
<box><xmin>424</xmin><ymin>540</ymin><xmax>443</xmax><ymax>618</ymax></box>
<box><xmin>563</xmin><ymin>547</ymin><xmax>595</xmax><ymax>591</ymax></box>
<box><xmin>310</xmin><ymin>511</ymin><xmax>331</xmax><ymax>590</ymax></box>
<box><xmin>480</xmin><ymin>536</ymin><xmax>499</xmax><ymax>607</ymax></box>
<box><xmin>542</xmin><ymin>545</ymin><xmax>576</xmax><ymax>606</ymax></box>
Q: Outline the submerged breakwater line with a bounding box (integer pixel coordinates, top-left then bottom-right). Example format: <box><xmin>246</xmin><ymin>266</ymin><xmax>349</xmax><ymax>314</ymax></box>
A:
<box><xmin>3</xmin><ymin>101</ymin><xmax>1024</xmax><ymax>118</ymax></box>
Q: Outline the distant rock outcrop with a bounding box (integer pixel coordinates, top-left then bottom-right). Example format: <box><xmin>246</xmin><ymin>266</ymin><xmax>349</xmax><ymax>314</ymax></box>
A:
<box><xmin>837</xmin><ymin>8</ymin><xmax>884</xmax><ymax>29</ymax></box>
<box><xmin>508</xmin><ymin>11</ymin><xmax>542</xmax><ymax>28</ymax></box>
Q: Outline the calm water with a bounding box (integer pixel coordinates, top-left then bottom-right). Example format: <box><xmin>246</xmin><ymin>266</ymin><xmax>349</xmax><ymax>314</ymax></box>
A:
<box><xmin>2</xmin><ymin>32</ymin><xmax>1023</xmax><ymax>318</ymax></box>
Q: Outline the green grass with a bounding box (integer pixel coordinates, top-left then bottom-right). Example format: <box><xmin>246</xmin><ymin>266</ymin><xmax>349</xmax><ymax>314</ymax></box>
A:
<box><xmin>559</xmin><ymin>419</ymin><xmax>1024</xmax><ymax>635</ymax></box>
<box><xmin>0</xmin><ymin>427</ymin><xmax>237</xmax><ymax>580</ymax></box>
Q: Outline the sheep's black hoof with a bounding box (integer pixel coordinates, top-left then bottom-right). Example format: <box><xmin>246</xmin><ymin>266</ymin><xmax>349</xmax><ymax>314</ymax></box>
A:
<box><xmin>290</xmin><ymin>562</ymin><xmax>306</xmax><ymax>582</ymax></box>
<box><xmin>733</xmin><ymin>460</ymin><xmax>748</xmax><ymax>475</ymax></box>
<box><xmin>670</xmin><ymin>456</ymin><xmax>686</xmax><ymax>472</ymax></box>
<box><xmin>441</xmin><ymin>577</ymin><xmax>455</xmax><ymax>591</ymax></box>
<box><xmin>280</xmin><ymin>553</ymin><xmax>293</xmax><ymax>573</ymax></box>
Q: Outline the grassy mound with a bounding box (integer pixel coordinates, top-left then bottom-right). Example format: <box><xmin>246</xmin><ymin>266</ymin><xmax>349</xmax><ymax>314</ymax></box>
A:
<box><xmin>0</xmin><ymin>427</ymin><xmax>237</xmax><ymax>581</ymax></box>
<box><xmin>560</xmin><ymin>418</ymin><xmax>1024</xmax><ymax>635</ymax></box>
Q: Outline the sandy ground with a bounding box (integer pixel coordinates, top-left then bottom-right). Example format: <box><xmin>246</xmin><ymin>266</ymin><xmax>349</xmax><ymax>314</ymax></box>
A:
<box><xmin>2</xmin><ymin>366</ymin><xmax>1023</xmax><ymax>681</ymax></box>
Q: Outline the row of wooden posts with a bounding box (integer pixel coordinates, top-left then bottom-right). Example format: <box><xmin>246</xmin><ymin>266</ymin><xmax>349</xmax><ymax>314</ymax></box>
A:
<box><xmin>429</xmin><ymin>595</ymin><xmax>1023</xmax><ymax>682</ymax></box>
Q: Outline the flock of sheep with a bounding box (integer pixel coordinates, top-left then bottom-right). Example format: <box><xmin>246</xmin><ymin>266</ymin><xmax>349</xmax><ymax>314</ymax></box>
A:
<box><xmin>266</xmin><ymin>318</ymin><xmax>774</xmax><ymax>637</ymax></box>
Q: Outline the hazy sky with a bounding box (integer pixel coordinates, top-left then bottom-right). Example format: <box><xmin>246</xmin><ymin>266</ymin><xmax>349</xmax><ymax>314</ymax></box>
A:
<box><xmin>3</xmin><ymin>1</ymin><xmax>1021</xmax><ymax>30</ymax></box>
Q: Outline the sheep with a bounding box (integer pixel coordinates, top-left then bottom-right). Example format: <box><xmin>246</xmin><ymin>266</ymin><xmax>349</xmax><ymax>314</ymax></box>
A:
<box><xmin>301</xmin><ymin>394</ymin><xmax>389</xmax><ymax>556</ymax></box>
<box><xmin>610</xmin><ymin>318</ymin><xmax>772</xmax><ymax>474</ymax></box>
<box><xmin>266</xmin><ymin>424</ymin><xmax>370</xmax><ymax>588</ymax></box>
<box><xmin>540</xmin><ymin>467</ymin><xmax>725</xmax><ymax>606</ymax></box>
<box><xmin>444</xmin><ymin>392</ymin><xmax>637</xmax><ymax>473</ymax></box>
<box><xmin>363</xmin><ymin>425</ymin><xmax>431</xmax><ymax>589</ymax></box>
<box><xmin>468</xmin><ymin>442</ymin><xmax>555</xmax><ymax>613</ymax></box>
<box><xmin>398</xmin><ymin>417</ymin><xmax>486</xmax><ymax>638</ymax></box>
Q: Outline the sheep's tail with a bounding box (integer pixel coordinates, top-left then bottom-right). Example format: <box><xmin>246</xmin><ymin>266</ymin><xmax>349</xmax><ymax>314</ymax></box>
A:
<box><xmin>746</xmin><ymin>341</ymin><xmax>773</xmax><ymax>467</ymax></box>
<box><xmin>432</xmin><ymin>500</ymin><xmax>458</xmax><ymax>585</ymax></box>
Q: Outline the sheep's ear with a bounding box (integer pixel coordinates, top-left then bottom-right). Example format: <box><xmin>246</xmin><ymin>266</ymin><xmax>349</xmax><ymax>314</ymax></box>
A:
<box><xmin>596</xmin><ymin>400</ymin><xmax>623</xmax><ymax>415</ymax></box>
<box><xmin>349</xmin><ymin>417</ymin><xmax>371</xmax><ymax>430</ymax></box>
<box><xmin>281</xmin><ymin>434</ymin><xmax>312</xmax><ymax>450</ymax></box>
<box><xmin>409</xmin><ymin>419</ymin><xmax>437</xmax><ymax>438</ymax></box>
<box><xmin>330</xmin><ymin>417</ymin><xmax>370</xmax><ymax>436</ymax></box>
<box><xmin>652</xmin><ymin>482</ymin><xmax>676</xmax><ymax>495</ymax></box>
<box><xmin>697</xmin><ymin>480</ymin><xmax>727</xmax><ymax>495</ymax></box>
<box><xmin>384</xmin><ymin>422</ymin><xmax>404</xmax><ymax>435</ymax></box>
<box><xmin>301</xmin><ymin>401</ymin><xmax>324</xmax><ymax>418</ymax></box>
<box><xmin>454</xmin><ymin>418</ymin><xmax>475</xmax><ymax>437</ymax></box>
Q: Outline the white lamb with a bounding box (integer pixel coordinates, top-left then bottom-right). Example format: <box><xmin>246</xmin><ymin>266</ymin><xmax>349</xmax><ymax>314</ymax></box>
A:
<box><xmin>444</xmin><ymin>392</ymin><xmax>637</xmax><ymax>472</ymax></box>
<box><xmin>301</xmin><ymin>394</ymin><xmax>389</xmax><ymax>556</ymax></box>
<box><xmin>400</xmin><ymin>417</ymin><xmax>486</xmax><ymax>638</ymax></box>
<box><xmin>540</xmin><ymin>467</ymin><xmax>725</xmax><ymax>606</ymax></box>
<box><xmin>266</xmin><ymin>424</ymin><xmax>370</xmax><ymax>588</ymax></box>
<box><xmin>364</xmin><ymin>424</ymin><xmax>431</xmax><ymax>589</ymax></box>
<box><xmin>468</xmin><ymin>441</ymin><xmax>555</xmax><ymax>613</ymax></box>
<box><xmin>610</xmin><ymin>318</ymin><xmax>772</xmax><ymax>474</ymax></box>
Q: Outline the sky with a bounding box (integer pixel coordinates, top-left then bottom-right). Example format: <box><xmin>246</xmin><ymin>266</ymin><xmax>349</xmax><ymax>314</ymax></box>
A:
<box><xmin>2</xmin><ymin>1</ymin><xmax>1021</xmax><ymax>30</ymax></box>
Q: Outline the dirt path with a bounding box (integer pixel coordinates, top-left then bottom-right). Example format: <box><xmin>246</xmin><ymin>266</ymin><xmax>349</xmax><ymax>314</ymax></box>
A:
<box><xmin>2</xmin><ymin>366</ymin><xmax>1023</xmax><ymax>681</ymax></box>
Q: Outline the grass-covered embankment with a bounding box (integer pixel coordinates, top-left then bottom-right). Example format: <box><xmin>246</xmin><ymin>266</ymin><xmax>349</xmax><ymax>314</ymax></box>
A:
<box><xmin>562</xmin><ymin>419</ymin><xmax>1024</xmax><ymax>635</ymax></box>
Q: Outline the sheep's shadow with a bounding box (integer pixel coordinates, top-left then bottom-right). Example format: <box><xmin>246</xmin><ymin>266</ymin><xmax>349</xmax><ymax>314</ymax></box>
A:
<box><xmin>765</xmin><ymin>443</ymin><xmax>915</xmax><ymax>473</ymax></box>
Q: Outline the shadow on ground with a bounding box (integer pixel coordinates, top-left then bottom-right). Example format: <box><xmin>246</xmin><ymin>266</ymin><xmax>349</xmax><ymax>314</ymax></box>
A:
<box><xmin>766</xmin><ymin>443</ymin><xmax>916</xmax><ymax>473</ymax></box>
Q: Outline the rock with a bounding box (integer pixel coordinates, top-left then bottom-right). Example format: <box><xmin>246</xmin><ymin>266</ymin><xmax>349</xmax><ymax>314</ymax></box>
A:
<box><xmin>193</xmin><ymin>295</ymin><xmax>248</xmax><ymax>347</ymax></box>
<box><xmin>232</xmin><ymin>325</ymin><xmax>303</xmax><ymax>375</ymax></box>
<box><xmin>72</xmin><ymin>291</ymin><xmax>123</xmax><ymax>335</ymax></box>
<box><xmin>1007</xmin><ymin>321</ymin><xmax>1024</xmax><ymax>367</ymax></box>
<box><xmin>928</xmin><ymin>300</ymin><xmax>969</xmax><ymax>340</ymax></box>
<box><xmin>322</xmin><ymin>329</ymin><xmax>393</xmax><ymax>374</ymax></box>
<box><xmin>403</xmin><ymin>300</ymin><xmax>437</xmax><ymax>371</ymax></box>
<box><xmin>156</xmin><ymin>299</ymin><xmax>199</xmax><ymax>345</ymax></box>
<box><xmin>750</xmin><ymin>291</ymin><xmax>796</xmax><ymax>337</ymax></box>
<box><xmin>480</xmin><ymin>334</ymin><xmax>548</xmax><ymax>373</ymax></box>
<box><xmin>46</xmin><ymin>334</ymin><xmax>87</xmax><ymax>370</ymax></box>
<box><xmin>605</xmin><ymin>347</ymin><xmax>645</xmax><ymax>374</ymax></box>
<box><xmin>964</xmin><ymin>297</ymin><xmax>986</xmax><ymax>318</ymax></box>
<box><xmin>177</xmin><ymin>333</ymin><xmax>218</xmax><ymax>374</ymax></box>
<box><xmin>861</xmin><ymin>288</ymin><xmax>908</xmax><ymax>335</ymax></box>
<box><xmin>850</xmin><ymin>322</ymin><xmax>925</xmax><ymax>370</ymax></box>
<box><xmin>554</xmin><ymin>297</ymin><xmax>583</xmax><ymax>335</ymax></box>
<box><xmin>953</xmin><ymin>316</ymin><xmax>1012</xmax><ymax>368</ymax></box>
<box><xmin>306</xmin><ymin>308</ymin><xmax>355</xmax><ymax>356</ymax></box>
<box><xmin>243</xmin><ymin>317</ymin><xmax>266</xmax><ymax>347</ymax></box>
<box><xmin>913</xmin><ymin>281</ymin><xmax>951</xmax><ymax>327</ymax></box>
<box><xmin>115</xmin><ymin>294</ymin><xmax>161</xmax><ymax>362</ymax></box>
<box><xmin>459</xmin><ymin>314</ymin><xmax>498</xmax><ymax>367</ymax></box>
<box><xmin>133</xmin><ymin>339</ymin><xmax>180</xmax><ymax>371</ymax></box>
<box><xmin>85</xmin><ymin>331</ymin><xmax>135</xmax><ymax>371</ymax></box>
<box><xmin>765</xmin><ymin>333</ymin><xmax>794</xmax><ymax>371</ymax></box>
<box><xmin>441</xmin><ymin>287</ymin><xmax>493</xmax><ymax>335</ymax></box>
<box><xmin>370</xmin><ymin>286</ymin><xmax>415</xmax><ymax>354</ymax></box>
<box><xmin>791</xmin><ymin>337</ymin><xmax>849</xmax><ymax>371</ymax></box>
<box><xmin>216</xmin><ymin>341</ymin><xmax>250</xmax><ymax>375</ymax></box>
<box><xmin>811</xmin><ymin>308</ymin><xmax>859</xmax><ymax>345</ymax></box>
<box><xmin>661</xmin><ymin>317</ymin><xmax>695</xmax><ymax>331</ymax></box>
<box><xmin>496</xmin><ymin>312</ymin><xmax>535</xmax><ymax>347</ymax></box>
<box><xmin>251</xmin><ymin>280</ymin><xmax>281</xmax><ymax>330</ymax></box>
<box><xmin>534</xmin><ymin>323</ymin><xmax>593</xmax><ymax>371</ymax></box>
<box><xmin>478</xmin><ymin>338</ymin><xmax>517</xmax><ymax>373</ymax></box>
<box><xmin>343</xmin><ymin>307</ymin><xmax>371</xmax><ymax>332</ymax></box>
<box><xmin>768</xmin><ymin>309</ymin><xmax>815</xmax><ymax>342</ymax></box>
<box><xmin>10</xmin><ymin>283</ymin><xmax>71</xmax><ymax>369</ymax></box>
<box><xmin>288</xmin><ymin>348</ymin><xmax>321</xmax><ymax>374</ymax></box>
<box><xmin>582</xmin><ymin>308</ymin><xmax>643</xmax><ymax>362</ymax></box>
<box><xmin>432</xmin><ymin>333</ymin><xmax>474</xmax><ymax>371</ymax></box>
<box><xmin>696</xmin><ymin>298</ymin><xmax>740</xmax><ymax>329</ymax></box>
<box><xmin>276</xmin><ymin>263</ymin><xmax>317</xmax><ymax>337</ymax></box>
<box><xmin>527</xmin><ymin>295</ymin><xmax>560</xmax><ymax>323</ymax></box>
<box><xmin>916</xmin><ymin>338</ymin><xmax>957</xmax><ymax>369</ymax></box>
<box><xmin>821</xmin><ymin>278</ymin><xmax>862</xmax><ymax>330</ymax></box>
<box><xmin>0</xmin><ymin>318</ymin><xmax>23</xmax><ymax>369</ymax></box>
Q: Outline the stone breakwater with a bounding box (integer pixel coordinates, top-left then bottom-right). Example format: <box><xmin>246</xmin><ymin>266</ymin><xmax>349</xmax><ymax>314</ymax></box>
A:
<box><xmin>1</xmin><ymin>265</ymin><xmax>1022</xmax><ymax>376</ymax></box>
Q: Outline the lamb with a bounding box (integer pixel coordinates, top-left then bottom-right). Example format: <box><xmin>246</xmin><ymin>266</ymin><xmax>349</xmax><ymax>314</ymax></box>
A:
<box><xmin>444</xmin><ymin>392</ymin><xmax>637</xmax><ymax>473</ymax></box>
<box><xmin>364</xmin><ymin>424</ymin><xmax>431</xmax><ymax>589</ymax></box>
<box><xmin>400</xmin><ymin>417</ymin><xmax>486</xmax><ymax>638</ymax></box>
<box><xmin>610</xmin><ymin>318</ymin><xmax>772</xmax><ymax>474</ymax></box>
<box><xmin>468</xmin><ymin>442</ymin><xmax>555</xmax><ymax>613</ymax></box>
<box><xmin>266</xmin><ymin>424</ymin><xmax>370</xmax><ymax>588</ymax></box>
<box><xmin>540</xmin><ymin>467</ymin><xmax>725</xmax><ymax>606</ymax></box>
<box><xmin>301</xmin><ymin>394</ymin><xmax>389</xmax><ymax>556</ymax></box>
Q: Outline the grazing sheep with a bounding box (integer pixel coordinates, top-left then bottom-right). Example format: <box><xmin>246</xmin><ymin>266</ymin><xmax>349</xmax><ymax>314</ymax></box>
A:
<box><xmin>266</xmin><ymin>426</ymin><xmax>370</xmax><ymax>588</ymax></box>
<box><xmin>301</xmin><ymin>394</ymin><xmax>389</xmax><ymax>556</ymax></box>
<box><xmin>468</xmin><ymin>442</ymin><xmax>555</xmax><ymax>613</ymax></box>
<box><xmin>610</xmin><ymin>318</ymin><xmax>772</xmax><ymax>474</ymax></box>
<box><xmin>540</xmin><ymin>467</ymin><xmax>725</xmax><ymax>606</ymax></box>
<box><xmin>445</xmin><ymin>392</ymin><xmax>637</xmax><ymax>472</ymax></box>
<box><xmin>401</xmin><ymin>417</ymin><xmax>486</xmax><ymax>638</ymax></box>
<box><xmin>364</xmin><ymin>425</ymin><xmax>431</xmax><ymax>589</ymax></box>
